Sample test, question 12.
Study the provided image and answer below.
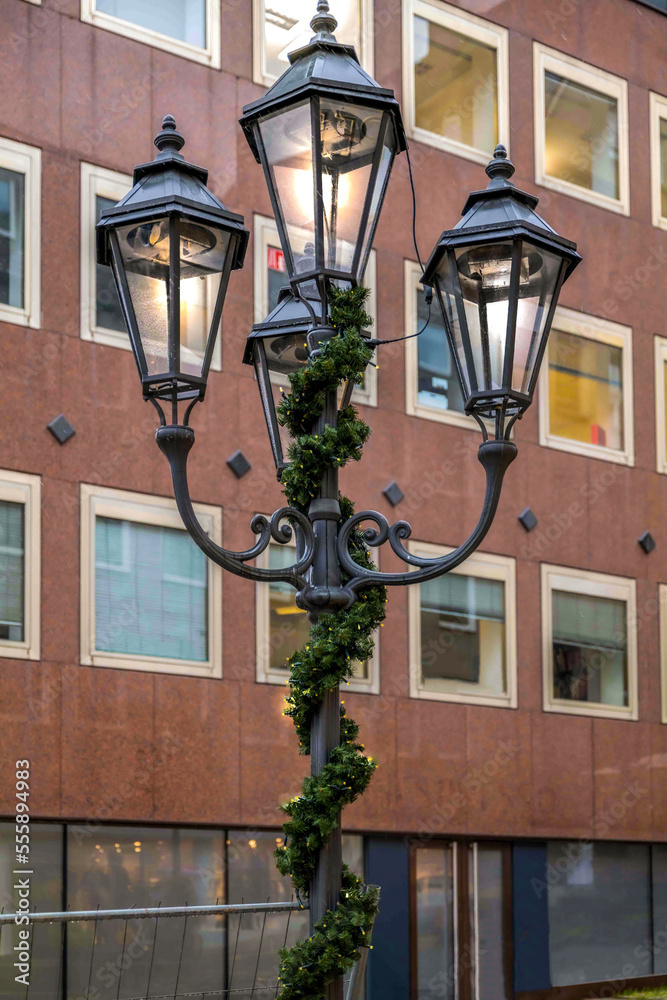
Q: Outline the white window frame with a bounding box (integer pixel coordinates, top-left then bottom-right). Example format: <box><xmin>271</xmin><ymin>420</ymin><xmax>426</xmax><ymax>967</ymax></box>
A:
<box><xmin>538</xmin><ymin>306</ymin><xmax>634</xmax><ymax>467</ymax></box>
<box><xmin>252</xmin><ymin>0</ymin><xmax>374</xmax><ymax>88</ymax></box>
<box><xmin>541</xmin><ymin>563</ymin><xmax>638</xmax><ymax>721</ymax></box>
<box><xmin>0</xmin><ymin>470</ymin><xmax>40</xmax><ymax>662</ymax></box>
<box><xmin>255</xmin><ymin>524</ymin><xmax>380</xmax><ymax>693</ymax></box>
<box><xmin>80</xmin><ymin>0</ymin><xmax>220</xmax><ymax>68</ymax></box>
<box><xmin>80</xmin><ymin>162</ymin><xmax>222</xmax><ymax>370</ymax></box>
<box><xmin>404</xmin><ymin>259</ymin><xmax>483</xmax><ymax>432</ymax></box>
<box><xmin>650</xmin><ymin>92</ymin><xmax>667</xmax><ymax>231</ymax></box>
<box><xmin>80</xmin><ymin>484</ymin><xmax>222</xmax><ymax>677</ymax></box>
<box><xmin>253</xmin><ymin>214</ymin><xmax>378</xmax><ymax>407</ymax></box>
<box><xmin>655</xmin><ymin>336</ymin><xmax>667</xmax><ymax>475</ymax></box>
<box><xmin>402</xmin><ymin>0</ymin><xmax>509</xmax><ymax>166</ymax></box>
<box><xmin>533</xmin><ymin>43</ymin><xmax>630</xmax><ymax>216</ymax></box>
<box><xmin>408</xmin><ymin>541</ymin><xmax>517</xmax><ymax>708</ymax></box>
<box><xmin>0</xmin><ymin>136</ymin><xmax>40</xmax><ymax>329</ymax></box>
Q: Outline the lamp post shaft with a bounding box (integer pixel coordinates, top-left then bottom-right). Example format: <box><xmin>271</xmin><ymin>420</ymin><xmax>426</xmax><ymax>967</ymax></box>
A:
<box><xmin>308</xmin><ymin>387</ymin><xmax>344</xmax><ymax>1000</ymax></box>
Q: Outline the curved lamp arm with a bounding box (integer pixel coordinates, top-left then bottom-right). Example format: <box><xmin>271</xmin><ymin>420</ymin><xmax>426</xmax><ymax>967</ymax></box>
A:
<box><xmin>338</xmin><ymin>440</ymin><xmax>517</xmax><ymax>600</ymax></box>
<box><xmin>156</xmin><ymin>426</ymin><xmax>315</xmax><ymax>588</ymax></box>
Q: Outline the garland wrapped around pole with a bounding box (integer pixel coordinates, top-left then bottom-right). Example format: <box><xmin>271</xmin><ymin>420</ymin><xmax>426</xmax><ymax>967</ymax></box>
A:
<box><xmin>274</xmin><ymin>286</ymin><xmax>387</xmax><ymax>999</ymax></box>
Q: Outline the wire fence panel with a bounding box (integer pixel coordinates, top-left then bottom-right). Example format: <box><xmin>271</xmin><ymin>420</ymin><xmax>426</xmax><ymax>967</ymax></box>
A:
<box><xmin>0</xmin><ymin>901</ymin><xmax>319</xmax><ymax>1000</ymax></box>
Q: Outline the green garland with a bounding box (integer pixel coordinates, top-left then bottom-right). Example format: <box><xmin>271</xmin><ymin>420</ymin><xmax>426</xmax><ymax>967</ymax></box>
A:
<box><xmin>274</xmin><ymin>286</ymin><xmax>386</xmax><ymax>999</ymax></box>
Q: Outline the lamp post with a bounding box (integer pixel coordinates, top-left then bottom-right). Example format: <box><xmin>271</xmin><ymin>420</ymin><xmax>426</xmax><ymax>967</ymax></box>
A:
<box><xmin>97</xmin><ymin>5</ymin><xmax>581</xmax><ymax>996</ymax></box>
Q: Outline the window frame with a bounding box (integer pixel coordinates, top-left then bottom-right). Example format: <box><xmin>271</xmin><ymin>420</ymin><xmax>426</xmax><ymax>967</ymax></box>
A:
<box><xmin>538</xmin><ymin>306</ymin><xmax>634</xmax><ymax>467</ymax></box>
<box><xmin>253</xmin><ymin>214</ymin><xmax>378</xmax><ymax>407</ymax></box>
<box><xmin>649</xmin><ymin>92</ymin><xmax>667</xmax><ymax>230</ymax></box>
<box><xmin>0</xmin><ymin>136</ymin><xmax>40</xmax><ymax>329</ymax></box>
<box><xmin>404</xmin><ymin>258</ymin><xmax>483</xmax><ymax>432</ymax></box>
<box><xmin>252</xmin><ymin>0</ymin><xmax>374</xmax><ymax>88</ymax></box>
<box><xmin>80</xmin><ymin>0</ymin><xmax>221</xmax><ymax>68</ymax></box>
<box><xmin>255</xmin><ymin>523</ymin><xmax>380</xmax><ymax>693</ymax></box>
<box><xmin>402</xmin><ymin>0</ymin><xmax>509</xmax><ymax>166</ymax></box>
<box><xmin>0</xmin><ymin>470</ymin><xmax>40</xmax><ymax>662</ymax></box>
<box><xmin>654</xmin><ymin>336</ymin><xmax>667</xmax><ymax>475</ymax></box>
<box><xmin>80</xmin><ymin>484</ymin><xmax>222</xmax><ymax>677</ymax></box>
<box><xmin>541</xmin><ymin>563</ymin><xmax>638</xmax><ymax>721</ymax></box>
<box><xmin>80</xmin><ymin>162</ymin><xmax>222</xmax><ymax>370</ymax></box>
<box><xmin>408</xmin><ymin>541</ymin><xmax>517</xmax><ymax>708</ymax></box>
<box><xmin>533</xmin><ymin>42</ymin><xmax>630</xmax><ymax>216</ymax></box>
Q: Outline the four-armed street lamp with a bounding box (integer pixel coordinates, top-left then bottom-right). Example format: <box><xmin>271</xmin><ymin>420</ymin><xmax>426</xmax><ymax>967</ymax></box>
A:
<box><xmin>97</xmin><ymin>1</ymin><xmax>581</xmax><ymax>995</ymax></box>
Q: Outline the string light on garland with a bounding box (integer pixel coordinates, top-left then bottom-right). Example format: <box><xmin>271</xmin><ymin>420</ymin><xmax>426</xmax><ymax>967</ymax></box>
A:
<box><xmin>274</xmin><ymin>286</ymin><xmax>386</xmax><ymax>999</ymax></box>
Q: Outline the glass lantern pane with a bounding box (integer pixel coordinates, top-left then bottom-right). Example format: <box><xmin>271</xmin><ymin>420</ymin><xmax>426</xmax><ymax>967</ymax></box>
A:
<box><xmin>178</xmin><ymin>222</ymin><xmax>230</xmax><ymax>378</ymax></box>
<box><xmin>264</xmin><ymin>332</ymin><xmax>310</xmax><ymax>376</ymax></box>
<box><xmin>511</xmin><ymin>243</ymin><xmax>563</xmax><ymax>394</ymax></box>
<box><xmin>319</xmin><ymin>98</ymin><xmax>377</xmax><ymax>273</ymax></box>
<box><xmin>259</xmin><ymin>101</ymin><xmax>315</xmax><ymax>276</ymax></box>
<box><xmin>118</xmin><ymin>217</ymin><xmax>171</xmax><ymax>376</ymax></box>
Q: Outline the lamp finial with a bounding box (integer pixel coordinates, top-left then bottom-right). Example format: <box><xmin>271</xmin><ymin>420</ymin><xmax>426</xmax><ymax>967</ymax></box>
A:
<box><xmin>485</xmin><ymin>144</ymin><xmax>515</xmax><ymax>183</ymax></box>
<box><xmin>154</xmin><ymin>114</ymin><xmax>185</xmax><ymax>156</ymax></box>
<box><xmin>311</xmin><ymin>0</ymin><xmax>338</xmax><ymax>37</ymax></box>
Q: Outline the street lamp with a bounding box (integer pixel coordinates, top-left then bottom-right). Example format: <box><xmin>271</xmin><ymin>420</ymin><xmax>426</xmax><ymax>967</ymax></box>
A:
<box><xmin>98</xmin><ymin>8</ymin><xmax>581</xmax><ymax>998</ymax></box>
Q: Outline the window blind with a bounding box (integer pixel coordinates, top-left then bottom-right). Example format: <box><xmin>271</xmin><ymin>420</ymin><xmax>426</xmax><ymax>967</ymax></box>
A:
<box><xmin>0</xmin><ymin>500</ymin><xmax>24</xmax><ymax>640</ymax></box>
<box><xmin>95</xmin><ymin>516</ymin><xmax>208</xmax><ymax>662</ymax></box>
<box><xmin>421</xmin><ymin>573</ymin><xmax>505</xmax><ymax>622</ymax></box>
<box><xmin>552</xmin><ymin>590</ymin><xmax>626</xmax><ymax>651</ymax></box>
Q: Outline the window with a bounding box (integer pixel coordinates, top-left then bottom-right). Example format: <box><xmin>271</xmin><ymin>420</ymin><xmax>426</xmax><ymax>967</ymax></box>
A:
<box><xmin>655</xmin><ymin>337</ymin><xmax>667</xmax><ymax>474</ymax></box>
<box><xmin>547</xmin><ymin>842</ymin><xmax>652</xmax><ymax>985</ymax></box>
<box><xmin>80</xmin><ymin>0</ymin><xmax>220</xmax><ymax>68</ymax></box>
<box><xmin>538</xmin><ymin>307</ymin><xmax>634</xmax><ymax>465</ymax></box>
<box><xmin>413</xmin><ymin>841</ymin><xmax>512</xmax><ymax>1000</ymax></box>
<box><xmin>409</xmin><ymin>543</ymin><xmax>517</xmax><ymax>707</ymax></box>
<box><xmin>253</xmin><ymin>0</ymin><xmax>373</xmax><ymax>87</ymax></box>
<box><xmin>253</xmin><ymin>214</ymin><xmax>377</xmax><ymax>407</ymax></box>
<box><xmin>80</xmin><ymin>484</ymin><xmax>222</xmax><ymax>676</ymax></box>
<box><xmin>403</xmin><ymin>0</ymin><xmax>509</xmax><ymax>165</ymax></box>
<box><xmin>256</xmin><ymin>538</ymin><xmax>379</xmax><ymax>692</ymax></box>
<box><xmin>541</xmin><ymin>564</ymin><xmax>637</xmax><ymax>720</ymax></box>
<box><xmin>0</xmin><ymin>470</ymin><xmax>40</xmax><ymax>661</ymax></box>
<box><xmin>534</xmin><ymin>43</ymin><xmax>629</xmax><ymax>214</ymax></box>
<box><xmin>80</xmin><ymin>163</ymin><xmax>222</xmax><ymax>369</ymax></box>
<box><xmin>0</xmin><ymin>136</ymin><xmax>40</xmax><ymax>328</ymax></box>
<box><xmin>650</xmin><ymin>92</ymin><xmax>667</xmax><ymax>230</ymax></box>
<box><xmin>405</xmin><ymin>260</ymin><xmax>479</xmax><ymax>430</ymax></box>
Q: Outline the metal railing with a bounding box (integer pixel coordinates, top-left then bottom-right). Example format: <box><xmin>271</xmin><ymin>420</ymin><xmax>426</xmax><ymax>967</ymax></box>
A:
<box><xmin>0</xmin><ymin>901</ymin><xmax>369</xmax><ymax>1000</ymax></box>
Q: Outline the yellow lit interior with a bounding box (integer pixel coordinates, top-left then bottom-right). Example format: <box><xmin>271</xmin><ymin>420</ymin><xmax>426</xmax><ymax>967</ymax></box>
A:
<box><xmin>548</xmin><ymin>329</ymin><xmax>624</xmax><ymax>450</ymax></box>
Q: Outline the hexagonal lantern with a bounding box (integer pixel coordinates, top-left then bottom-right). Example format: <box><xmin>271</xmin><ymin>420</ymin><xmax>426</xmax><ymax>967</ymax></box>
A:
<box><xmin>422</xmin><ymin>144</ymin><xmax>582</xmax><ymax>436</ymax></box>
<box><xmin>96</xmin><ymin>115</ymin><xmax>249</xmax><ymax>411</ymax></box>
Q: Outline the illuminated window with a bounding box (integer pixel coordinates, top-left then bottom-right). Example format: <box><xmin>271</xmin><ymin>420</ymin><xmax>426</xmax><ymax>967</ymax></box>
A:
<box><xmin>0</xmin><ymin>470</ymin><xmax>40</xmax><ymax>661</ymax></box>
<box><xmin>0</xmin><ymin>136</ymin><xmax>40</xmax><ymax>328</ymax></box>
<box><xmin>403</xmin><ymin>0</ymin><xmax>508</xmax><ymax>165</ymax></box>
<box><xmin>409</xmin><ymin>543</ymin><xmax>516</xmax><ymax>707</ymax></box>
<box><xmin>254</xmin><ymin>214</ymin><xmax>377</xmax><ymax>406</ymax></box>
<box><xmin>534</xmin><ymin>43</ymin><xmax>629</xmax><ymax>214</ymax></box>
<box><xmin>81</xmin><ymin>0</ymin><xmax>220</xmax><ymax>66</ymax></box>
<box><xmin>80</xmin><ymin>485</ymin><xmax>222</xmax><ymax>677</ymax></box>
<box><xmin>650</xmin><ymin>92</ymin><xmax>667</xmax><ymax>230</ymax></box>
<box><xmin>253</xmin><ymin>0</ymin><xmax>372</xmax><ymax>86</ymax></box>
<box><xmin>256</xmin><ymin>540</ymin><xmax>378</xmax><ymax>692</ymax></box>
<box><xmin>542</xmin><ymin>564</ymin><xmax>637</xmax><ymax>720</ymax></box>
<box><xmin>539</xmin><ymin>307</ymin><xmax>634</xmax><ymax>465</ymax></box>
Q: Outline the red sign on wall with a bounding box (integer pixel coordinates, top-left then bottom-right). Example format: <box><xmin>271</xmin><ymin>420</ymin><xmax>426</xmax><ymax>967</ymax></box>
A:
<box><xmin>267</xmin><ymin>246</ymin><xmax>286</xmax><ymax>272</ymax></box>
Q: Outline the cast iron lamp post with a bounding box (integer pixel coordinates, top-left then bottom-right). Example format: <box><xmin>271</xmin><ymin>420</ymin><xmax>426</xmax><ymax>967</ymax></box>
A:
<box><xmin>97</xmin><ymin>5</ymin><xmax>581</xmax><ymax>996</ymax></box>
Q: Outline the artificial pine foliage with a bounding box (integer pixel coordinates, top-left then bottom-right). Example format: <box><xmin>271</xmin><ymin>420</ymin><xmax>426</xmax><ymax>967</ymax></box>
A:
<box><xmin>274</xmin><ymin>285</ymin><xmax>386</xmax><ymax>999</ymax></box>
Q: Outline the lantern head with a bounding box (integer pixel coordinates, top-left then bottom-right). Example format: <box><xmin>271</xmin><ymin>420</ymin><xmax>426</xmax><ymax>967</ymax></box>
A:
<box><xmin>422</xmin><ymin>145</ymin><xmax>581</xmax><ymax>437</ymax></box>
<box><xmin>96</xmin><ymin>115</ymin><xmax>249</xmax><ymax>416</ymax></box>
